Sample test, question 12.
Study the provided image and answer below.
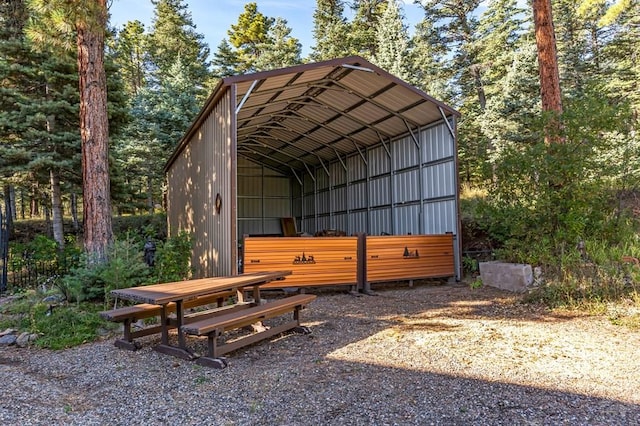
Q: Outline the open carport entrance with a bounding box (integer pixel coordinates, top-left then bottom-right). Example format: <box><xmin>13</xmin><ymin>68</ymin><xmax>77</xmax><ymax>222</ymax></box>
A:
<box><xmin>165</xmin><ymin>56</ymin><xmax>462</xmax><ymax>285</ymax></box>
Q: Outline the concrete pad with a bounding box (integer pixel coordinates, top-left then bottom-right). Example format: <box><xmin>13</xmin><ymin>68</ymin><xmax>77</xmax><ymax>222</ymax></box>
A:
<box><xmin>479</xmin><ymin>262</ymin><xmax>533</xmax><ymax>293</ymax></box>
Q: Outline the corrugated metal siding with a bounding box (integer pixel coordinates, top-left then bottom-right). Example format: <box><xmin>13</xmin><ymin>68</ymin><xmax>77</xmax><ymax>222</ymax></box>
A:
<box><xmin>296</xmin><ymin>120</ymin><xmax>459</xmax><ymax>273</ymax></box>
<box><xmin>237</xmin><ymin>157</ymin><xmax>293</xmax><ymax>236</ymax></box>
<box><xmin>167</xmin><ymin>88</ymin><xmax>234</xmax><ymax>278</ymax></box>
<box><xmin>348</xmin><ymin>182</ymin><xmax>367</xmax><ymax>210</ymax></box>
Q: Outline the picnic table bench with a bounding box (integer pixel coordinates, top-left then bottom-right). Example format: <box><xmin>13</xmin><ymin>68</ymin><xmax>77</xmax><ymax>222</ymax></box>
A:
<box><xmin>102</xmin><ymin>271</ymin><xmax>316</xmax><ymax>368</ymax></box>
<box><xmin>100</xmin><ymin>290</ymin><xmax>235</xmax><ymax>350</ymax></box>
<box><xmin>182</xmin><ymin>293</ymin><xmax>316</xmax><ymax>368</ymax></box>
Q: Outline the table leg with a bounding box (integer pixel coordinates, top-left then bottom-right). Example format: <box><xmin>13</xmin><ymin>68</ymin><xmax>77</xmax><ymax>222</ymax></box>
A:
<box><xmin>176</xmin><ymin>300</ymin><xmax>186</xmax><ymax>349</ymax></box>
<box><xmin>160</xmin><ymin>304</ymin><xmax>169</xmax><ymax>345</ymax></box>
<box><xmin>252</xmin><ymin>286</ymin><xmax>261</xmax><ymax>305</ymax></box>
<box><xmin>154</xmin><ymin>299</ymin><xmax>196</xmax><ymax>361</ymax></box>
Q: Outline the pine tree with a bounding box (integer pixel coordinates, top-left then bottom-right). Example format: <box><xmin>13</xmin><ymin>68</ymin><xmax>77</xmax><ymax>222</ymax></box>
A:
<box><xmin>532</xmin><ymin>0</ymin><xmax>563</xmax><ymax>144</ymax></box>
<box><xmin>373</xmin><ymin>0</ymin><xmax>410</xmax><ymax>80</ymax></box>
<box><xmin>408</xmin><ymin>20</ymin><xmax>450</xmax><ymax>100</ymax></box>
<box><xmin>253</xmin><ymin>18</ymin><xmax>302</xmax><ymax>71</ymax></box>
<box><xmin>212</xmin><ymin>39</ymin><xmax>241</xmax><ymax>78</ymax></box>
<box><xmin>26</xmin><ymin>0</ymin><xmax>113</xmax><ymax>261</ymax></box>
<box><xmin>112</xmin><ymin>20</ymin><xmax>148</xmax><ymax>98</ymax></box>
<box><xmin>349</xmin><ymin>0</ymin><xmax>387</xmax><ymax>59</ymax></box>
<box><xmin>227</xmin><ymin>2</ymin><xmax>274</xmax><ymax>73</ymax></box>
<box><xmin>217</xmin><ymin>3</ymin><xmax>300</xmax><ymax>74</ymax></box>
<box><xmin>1</xmin><ymin>0</ymin><xmax>84</xmax><ymax>246</ymax></box>
<box><xmin>310</xmin><ymin>0</ymin><xmax>351</xmax><ymax>61</ymax></box>
<box><xmin>147</xmin><ymin>0</ymin><xmax>210</xmax><ymax>88</ymax></box>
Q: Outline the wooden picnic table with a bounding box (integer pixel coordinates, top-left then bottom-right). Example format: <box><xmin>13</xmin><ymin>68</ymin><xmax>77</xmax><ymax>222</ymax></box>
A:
<box><xmin>111</xmin><ymin>270</ymin><xmax>292</xmax><ymax>360</ymax></box>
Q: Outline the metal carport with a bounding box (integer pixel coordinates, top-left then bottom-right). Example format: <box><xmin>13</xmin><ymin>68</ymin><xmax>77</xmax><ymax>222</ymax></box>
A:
<box><xmin>165</xmin><ymin>56</ymin><xmax>461</xmax><ymax>280</ymax></box>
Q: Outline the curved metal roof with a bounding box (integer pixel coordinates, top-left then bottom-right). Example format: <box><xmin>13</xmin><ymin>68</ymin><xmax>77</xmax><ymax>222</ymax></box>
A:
<box><xmin>166</xmin><ymin>56</ymin><xmax>459</xmax><ymax>175</ymax></box>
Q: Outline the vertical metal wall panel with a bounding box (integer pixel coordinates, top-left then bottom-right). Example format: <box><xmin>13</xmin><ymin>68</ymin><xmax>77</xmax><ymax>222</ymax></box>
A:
<box><xmin>292</xmin><ymin>195</ymin><xmax>302</xmax><ymax>216</ymax></box>
<box><xmin>332</xmin><ymin>213</ymin><xmax>348</xmax><ymax>232</ymax></box>
<box><xmin>369</xmin><ymin>176</ymin><xmax>391</xmax><ymax>207</ymax></box>
<box><xmin>238</xmin><ymin>198</ymin><xmax>262</xmax><ymax>217</ymax></box>
<box><xmin>368</xmin><ymin>145</ymin><xmax>390</xmax><ymax>176</ymax></box>
<box><xmin>347</xmin><ymin>182</ymin><xmax>367</xmax><ymax>210</ymax></box>
<box><xmin>394</xmin><ymin>170</ymin><xmax>420</xmax><ymax>203</ymax></box>
<box><xmin>263</xmin><ymin>176</ymin><xmax>290</xmax><ymax>196</ymax></box>
<box><xmin>393</xmin><ymin>135</ymin><xmax>419</xmax><ymax>170</ymax></box>
<box><xmin>396</xmin><ymin>205</ymin><xmax>421</xmax><ymax>235</ymax></box>
<box><xmin>316</xmin><ymin>169</ymin><xmax>330</xmax><ymax>190</ymax></box>
<box><xmin>332</xmin><ymin>186</ymin><xmax>347</xmax><ymax>212</ymax></box>
<box><xmin>167</xmin><ymin>88</ymin><xmax>234</xmax><ymax>278</ymax></box>
<box><xmin>316</xmin><ymin>215</ymin><xmax>330</xmax><ymax>231</ymax></box>
<box><xmin>237</xmin><ymin>176</ymin><xmax>262</xmax><ymax>196</ymax></box>
<box><xmin>422</xmin><ymin>200</ymin><xmax>457</xmax><ymax>234</ymax></box>
<box><xmin>303</xmin><ymin>194</ymin><xmax>315</xmax><ymax>215</ymax></box>
<box><xmin>423</xmin><ymin>162</ymin><xmax>456</xmax><ymax>199</ymax></box>
<box><xmin>369</xmin><ymin>208</ymin><xmax>391</xmax><ymax>235</ymax></box>
<box><xmin>237</xmin><ymin>158</ymin><xmax>293</xmax><ymax>237</ymax></box>
<box><xmin>317</xmin><ymin>191</ymin><xmax>330</xmax><ymax>214</ymax></box>
<box><xmin>347</xmin><ymin>152</ymin><xmax>367</xmax><ymax>181</ymax></box>
<box><xmin>423</xmin><ymin>122</ymin><xmax>454</xmax><ymax>163</ymax></box>
<box><xmin>349</xmin><ymin>211</ymin><xmax>367</xmax><ymax>233</ymax></box>
<box><xmin>264</xmin><ymin>199</ymin><xmax>291</xmax><ymax>217</ymax></box>
<box><xmin>330</xmin><ymin>161</ymin><xmax>346</xmax><ymax>186</ymax></box>
<box><xmin>303</xmin><ymin>173</ymin><xmax>315</xmax><ymax>189</ymax></box>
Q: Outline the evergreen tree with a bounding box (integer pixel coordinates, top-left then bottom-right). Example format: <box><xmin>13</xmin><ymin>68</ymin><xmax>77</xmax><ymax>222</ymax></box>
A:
<box><xmin>408</xmin><ymin>19</ymin><xmax>450</xmax><ymax>100</ymax></box>
<box><xmin>349</xmin><ymin>0</ymin><xmax>387</xmax><ymax>59</ymax></box>
<box><xmin>1</xmin><ymin>0</ymin><xmax>83</xmax><ymax>246</ymax></box>
<box><xmin>226</xmin><ymin>2</ymin><xmax>274</xmax><ymax>73</ymax></box>
<box><xmin>373</xmin><ymin>0</ymin><xmax>410</xmax><ymax>80</ymax></box>
<box><xmin>417</xmin><ymin>1</ymin><xmax>484</xmax><ymax>109</ymax></box>
<box><xmin>253</xmin><ymin>17</ymin><xmax>302</xmax><ymax>71</ymax></box>
<box><xmin>112</xmin><ymin>20</ymin><xmax>148</xmax><ymax>98</ymax></box>
<box><xmin>310</xmin><ymin>0</ymin><xmax>351</xmax><ymax>61</ymax></box>
<box><xmin>114</xmin><ymin>56</ymin><xmax>201</xmax><ymax>212</ymax></box>
<box><xmin>212</xmin><ymin>38</ymin><xmax>241</xmax><ymax>78</ymax></box>
<box><xmin>215</xmin><ymin>3</ymin><xmax>300</xmax><ymax>74</ymax></box>
<box><xmin>27</xmin><ymin>0</ymin><xmax>113</xmax><ymax>261</ymax></box>
<box><xmin>147</xmin><ymin>0</ymin><xmax>210</xmax><ymax>88</ymax></box>
<box><xmin>475</xmin><ymin>0</ymin><xmax>527</xmax><ymax>99</ymax></box>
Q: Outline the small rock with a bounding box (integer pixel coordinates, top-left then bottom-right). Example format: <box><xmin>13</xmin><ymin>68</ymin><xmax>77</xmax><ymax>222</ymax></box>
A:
<box><xmin>0</xmin><ymin>328</ymin><xmax>16</xmax><ymax>337</ymax></box>
<box><xmin>0</xmin><ymin>334</ymin><xmax>17</xmax><ymax>346</ymax></box>
<box><xmin>16</xmin><ymin>332</ymin><xmax>31</xmax><ymax>348</ymax></box>
<box><xmin>42</xmin><ymin>294</ymin><xmax>64</xmax><ymax>303</ymax></box>
<box><xmin>29</xmin><ymin>333</ymin><xmax>39</xmax><ymax>343</ymax></box>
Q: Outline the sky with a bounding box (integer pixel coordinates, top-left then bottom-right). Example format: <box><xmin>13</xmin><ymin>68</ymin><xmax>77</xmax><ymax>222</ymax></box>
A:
<box><xmin>107</xmin><ymin>0</ymin><xmax>427</xmax><ymax>58</ymax></box>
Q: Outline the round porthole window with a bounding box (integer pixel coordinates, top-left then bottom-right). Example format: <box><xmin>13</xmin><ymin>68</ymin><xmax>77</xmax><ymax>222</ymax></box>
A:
<box><xmin>215</xmin><ymin>193</ymin><xmax>222</xmax><ymax>214</ymax></box>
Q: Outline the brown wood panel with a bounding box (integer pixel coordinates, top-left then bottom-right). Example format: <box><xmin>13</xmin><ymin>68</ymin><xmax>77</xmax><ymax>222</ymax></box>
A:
<box><xmin>366</xmin><ymin>235</ymin><xmax>455</xmax><ymax>283</ymax></box>
<box><xmin>182</xmin><ymin>294</ymin><xmax>316</xmax><ymax>335</ymax></box>
<box><xmin>243</xmin><ymin>237</ymin><xmax>359</xmax><ymax>287</ymax></box>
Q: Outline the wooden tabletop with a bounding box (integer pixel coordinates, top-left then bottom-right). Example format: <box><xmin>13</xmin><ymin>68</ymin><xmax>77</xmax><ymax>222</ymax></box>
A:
<box><xmin>111</xmin><ymin>271</ymin><xmax>291</xmax><ymax>305</ymax></box>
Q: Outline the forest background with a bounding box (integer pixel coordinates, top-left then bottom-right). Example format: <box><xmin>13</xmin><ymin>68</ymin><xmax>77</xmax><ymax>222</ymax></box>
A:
<box><xmin>1</xmin><ymin>0</ymin><xmax>639</xmax><ymax>314</ymax></box>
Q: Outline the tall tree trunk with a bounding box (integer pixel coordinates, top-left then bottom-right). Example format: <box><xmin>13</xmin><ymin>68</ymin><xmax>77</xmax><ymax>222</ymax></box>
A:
<box><xmin>71</xmin><ymin>192</ymin><xmax>79</xmax><ymax>233</ymax></box>
<box><xmin>532</xmin><ymin>0</ymin><xmax>563</xmax><ymax>143</ymax></box>
<box><xmin>30</xmin><ymin>183</ymin><xmax>38</xmax><ymax>217</ymax></box>
<box><xmin>20</xmin><ymin>188</ymin><xmax>25</xmax><ymax>220</ymax></box>
<box><xmin>9</xmin><ymin>186</ymin><xmax>16</xmax><ymax>221</ymax></box>
<box><xmin>50</xmin><ymin>169</ymin><xmax>64</xmax><ymax>248</ymax></box>
<box><xmin>44</xmin><ymin>196</ymin><xmax>51</xmax><ymax>237</ymax></box>
<box><xmin>147</xmin><ymin>174</ymin><xmax>154</xmax><ymax>214</ymax></box>
<box><xmin>77</xmin><ymin>0</ymin><xmax>113</xmax><ymax>262</ymax></box>
<box><xmin>3</xmin><ymin>186</ymin><xmax>13</xmax><ymax>232</ymax></box>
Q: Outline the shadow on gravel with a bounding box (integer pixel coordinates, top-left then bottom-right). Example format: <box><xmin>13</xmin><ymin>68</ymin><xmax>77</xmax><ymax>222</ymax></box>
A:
<box><xmin>8</xmin><ymin>281</ymin><xmax>632</xmax><ymax>424</ymax></box>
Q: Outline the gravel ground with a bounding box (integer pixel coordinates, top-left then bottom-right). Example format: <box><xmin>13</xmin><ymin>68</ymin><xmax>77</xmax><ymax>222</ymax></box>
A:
<box><xmin>1</xmin><ymin>282</ymin><xmax>639</xmax><ymax>425</ymax></box>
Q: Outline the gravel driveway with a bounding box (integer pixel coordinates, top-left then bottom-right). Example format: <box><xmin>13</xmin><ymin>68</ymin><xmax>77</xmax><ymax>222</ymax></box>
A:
<box><xmin>1</xmin><ymin>282</ymin><xmax>639</xmax><ymax>425</ymax></box>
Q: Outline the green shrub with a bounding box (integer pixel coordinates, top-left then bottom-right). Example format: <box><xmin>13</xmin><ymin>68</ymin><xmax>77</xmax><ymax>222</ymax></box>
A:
<box><xmin>151</xmin><ymin>231</ymin><xmax>193</xmax><ymax>283</ymax></box>
<box><xmin>61</xmin><ymin>236</ymin><xmax>150</xmax><ymax>304</ymax></box>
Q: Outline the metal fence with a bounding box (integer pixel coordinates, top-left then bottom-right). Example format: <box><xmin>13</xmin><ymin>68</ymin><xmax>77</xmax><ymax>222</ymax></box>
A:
<box><xmin>0</xmin><ymin>208</ymin><xmax>8</xmax><ymax>293</ymax></box>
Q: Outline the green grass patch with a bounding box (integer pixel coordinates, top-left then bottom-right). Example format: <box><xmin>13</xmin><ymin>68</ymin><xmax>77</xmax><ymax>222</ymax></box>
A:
<box><xmin>0</xmin><ymin>292</ymin><xmax>117</xmax><ymax>350</ymax></box>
